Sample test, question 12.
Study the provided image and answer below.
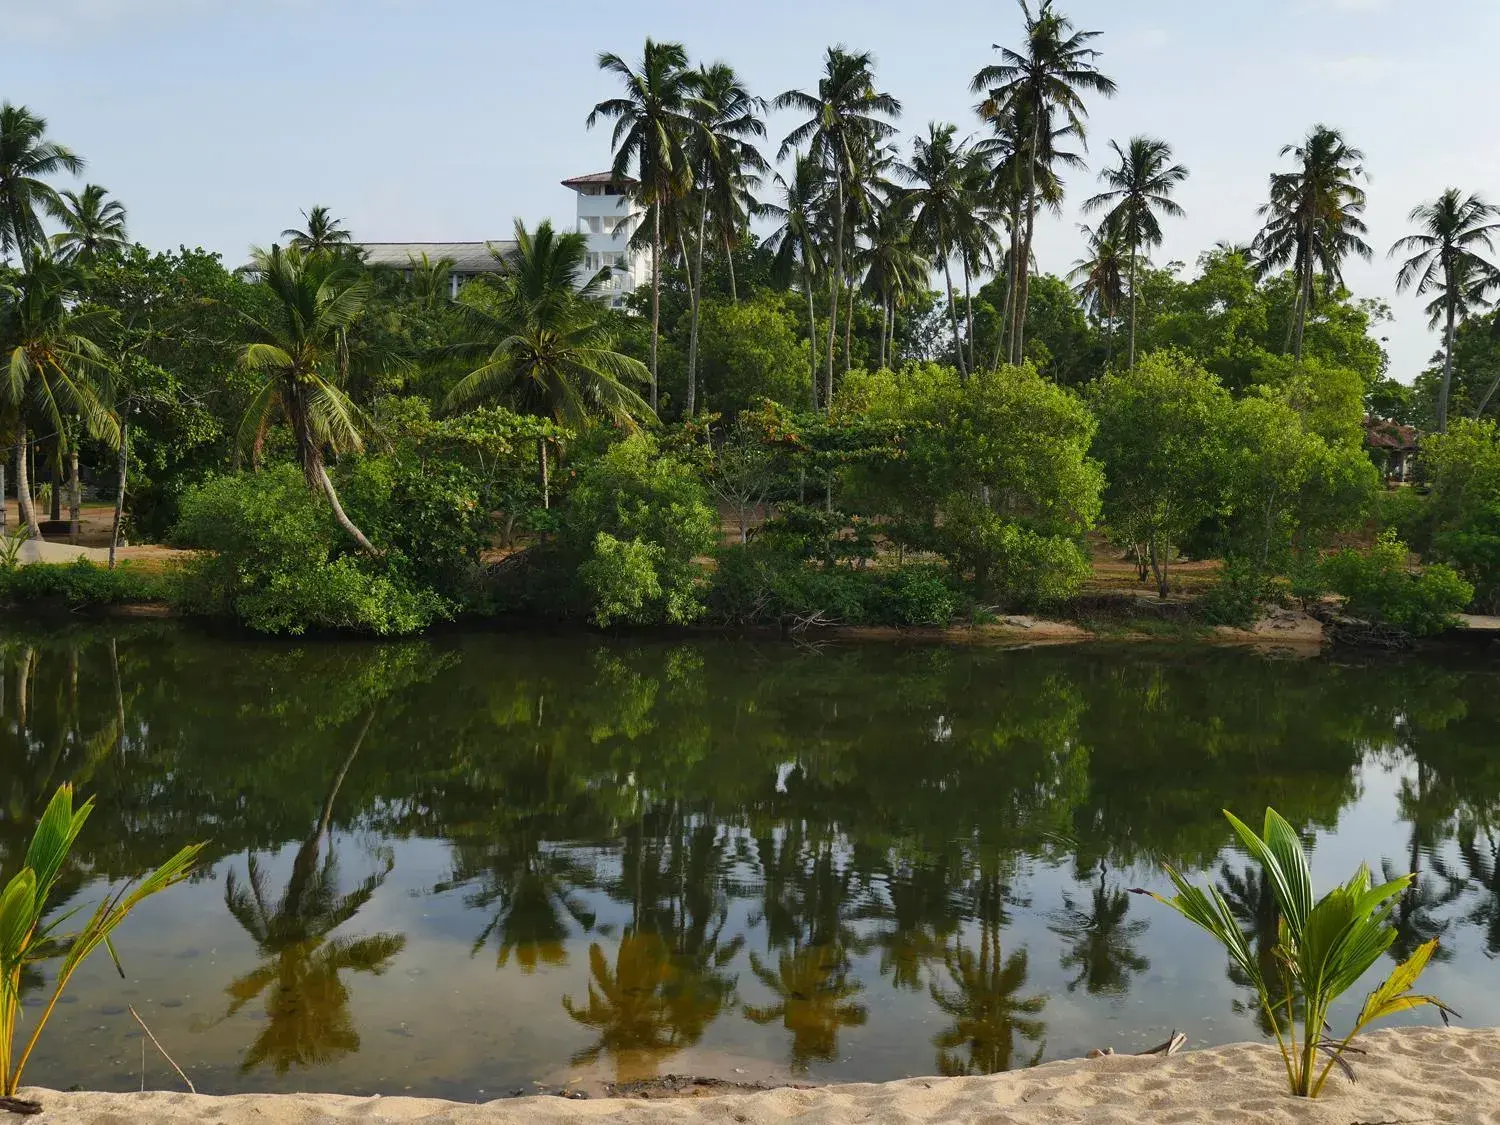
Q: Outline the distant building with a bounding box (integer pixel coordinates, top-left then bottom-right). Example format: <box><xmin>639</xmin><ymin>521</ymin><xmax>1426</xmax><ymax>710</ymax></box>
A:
<box><xmin>1365</xmin><ymin>415</ymin><xmax>1420</xmax><ymax>482</ymax></box>
<box><xmin>353</xmin><ymin>172</ymin><xmax>647</xmax><ymax>307</ymax></box>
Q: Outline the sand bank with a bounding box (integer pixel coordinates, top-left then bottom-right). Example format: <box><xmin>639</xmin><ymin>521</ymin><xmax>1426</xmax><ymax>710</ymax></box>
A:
<box><xmin>21</xmin><ymin>1027</ymin><xmax>1500</xmax><ymax>1124</ymax></box>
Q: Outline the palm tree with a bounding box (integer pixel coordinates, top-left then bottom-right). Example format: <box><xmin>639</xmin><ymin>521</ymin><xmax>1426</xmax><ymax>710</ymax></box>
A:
<box><xmin>972</xmin><ymin>1</ymin><xmax>1114</xmax><ymax>365</ymax></box>
<box><xmin>219</xmin><ymin>712</ymin><xmax>406</xmax><ymax>1074</ymax></box>
<box><xmin>861</xmin><ymin>205</ymin><xmax>929</xmax><ymax>370</ymax></box>
<box><xmin>1069</xmin><ymin>215</ymin><xmax>1127</xmax><ymax>364</ymax></box>
<box><xmin>776</xmin><ymin>46</ymin><xmax>901</xmax><ymax>408</ymax></box>
<box><xmin>0</xmin><ymin>257</ymin><xmax>118</xmax><ymax>539</ymax></box>
<box><xmin>900</xmin><ymin>124</ymin><xmax>980</xmax><ymax>377</ymax></box>
<box><xmin>1391</xmin><ymin>189</ymin><xmax>1500</xmax><ymax>432</ymax></box>
<box><xmin>233</xmin><ymin>243</ymin><xmax>380</xmax><ymax>552</ymax></box>
<box><xmin>763</xmin><ymin>154</ymin><xmax>827</xmax><ymax>409</ymax></box>
<box><xmin>50</xmin><ymin>185</ymin><xmax>128</xmax><ymax>265</ymax></box>
<box><xmin>1084</xmin><ymin>136</ymin><xmax>1188</xmax><ymax>369</ymax></box>
<box><xmin>1253</xmin><ymin>125</ymin><xmax>1371</xmax><ymax>361</ymax></box>
<box><xmin>445</xmin><ymin>220</ymin><xmax>652</xmax><ymax>429</ymax></box>
<box><xmin>281</xmin><ymin>205</ymin><xmax>353</xmax><ymax>255</ymax></box>
<box><xmin>956</xmin><ymin>149</ymin><xmax>1004</xmax><ymax>373</ymax></box>
<box><xmin>0</xmin><ymin>103</ymin><xmax>83</xmax><ymax>269</ymax></box>
<box><xmin>588</xmin><ymin>39</ymin><xmax>700</xmax><ymax>413</ymax></box>
<box><xmin>682</xmin><ymin>62</ymin><xmax>767</xmax><ymax>416</ymax></box>
<box><xmin>1046</xmin><ymin>874</ymin><xmax>1149</xmax><ymax>997</ymax></box>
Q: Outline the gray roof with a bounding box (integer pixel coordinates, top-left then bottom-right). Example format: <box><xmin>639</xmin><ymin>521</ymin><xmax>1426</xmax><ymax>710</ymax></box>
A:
<box><xmin>359</xmin><ymin>242</ymin><xmax>516</xmax><ymax>273</ymax></box>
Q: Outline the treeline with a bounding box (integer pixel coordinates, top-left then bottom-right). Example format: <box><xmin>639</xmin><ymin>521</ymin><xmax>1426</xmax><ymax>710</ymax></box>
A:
<box><xmin>4</xmin><ymin>3</ymin><xmax>1500</xmax><ymax>635</ymax></box>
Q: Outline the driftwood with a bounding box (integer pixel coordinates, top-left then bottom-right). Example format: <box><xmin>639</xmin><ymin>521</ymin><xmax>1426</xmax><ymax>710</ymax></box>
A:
<box><xmin>0</xmin><ymin>1097</ymin><xmax>42</xmax><ymax>1116</ymax></box>
<box><xmin>1086</xmin><ymin>1030</ymin><xmax>1188</xmax><ymax>1060</ymax></box>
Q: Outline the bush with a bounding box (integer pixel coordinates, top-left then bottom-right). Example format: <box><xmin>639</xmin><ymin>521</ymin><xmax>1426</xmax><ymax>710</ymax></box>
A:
<box><xmin>1199</xmin><ymin>555</ymin><xmax>1271</xmax><ymax>628</ymax></box>
<box><xmin>1432</xmin><ymin>499</ymin><xmax>1500</xmax><ymax>614</ymax></box>
<box><xmin>705</xmin><ymin>546</ymin><xmax>957</xmax><ymax>628</ymax></box>
<box><xmin>1321</xmin><ymin>531</ymin><xmax>1473</xmax><ymax>637</ymax></box>
<box><xmin>171</xmin><ymin>466</ymin><xmax>448</xmax><ymax>635</ymax></box>
<box><xmin>0</xmin><ymin>559</ymin><xmax>169</xmax><ymax>607</ymax></box>
<box><xmin>560</xmin><ymin>434</ymin><xmax>719</xmax><ymax>626</ymax></box>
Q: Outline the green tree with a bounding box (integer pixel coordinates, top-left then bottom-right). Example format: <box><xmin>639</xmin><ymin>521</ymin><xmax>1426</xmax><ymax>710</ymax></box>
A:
<box><xmin>0</xmin><ymin>257</ymin><xmax>119</xmax><ymax>539</ymax></box>
<box><xmin>1091</xmin><ymin>350</ymin><xmax>1231</xmax><ymax>598</ymax></box>
<box><xmin>50</xmin><ymin>185</ymin><xmax>128</xmax><ymax>266</ymax></box>
<box><xmin>776</xmin><ymin>46</ymin><xmax>901</xmax><ymax>406</ymax></box>
<box><xmin>281</xmin><ymin>205</ymin><xmax>354</xmax><ymax>255</ymax></box>
<box><xmin>589</xmin><ymin>39</ymin><xmax>701</xmax><ymax>412</ymax></box>
<box><xmin>1391</xmin><ymin>188</ymin><xmax>1500</xmax><ymax>432</ymax></box>
<box><xmin>763</xmin><ymin>154</ymin><xmax>828</xmax><ymax>407</ymax></box>
<box><xmin>899</xmin><ymin>123</ymin><xmax>977</xmax><ymax>378</ymax></box>
<box><xmin>860</xmin><ymin>202</ymin><xmax>929</xmax><ymax>370</ymax></box>
<box><xmin>1084</xmin><ymin>135</ymin><xmax>1188</xmax><ymax>369</ymax></box>
<box><xmin>1254</xmin><ymin>125</ymin><xmax>1371</xmax><ymax>360</ymax></box>
<box><xmin>689</xmin><ymin>293</ymin><xmax>811</xmax><ymax>417</ymax></box>
<box><xmin>0</xmin><ymin>103</ymin><xmax>82</xmax><ymax>269</ymax></box>
<box><xmin>233</xmin><ymin>243</ymin><xmax>381</xmax><ymax>552</ymax></box>
<box><xmin>1070</xmin><ymin>215</ymin><xmax>1127</xmax><ymax>366</ymax></box>
<box><xmin>971</xmin><ymin>1</ymin><xmax>1114</xmax><ymax>364</ymax></box>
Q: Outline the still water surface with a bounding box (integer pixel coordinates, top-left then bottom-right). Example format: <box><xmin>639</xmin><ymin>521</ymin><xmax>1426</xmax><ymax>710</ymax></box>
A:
<box><xmin>2</xmin><ymin>623</ymin><xmax>1498</xmax><ymax>1098</ymax></box>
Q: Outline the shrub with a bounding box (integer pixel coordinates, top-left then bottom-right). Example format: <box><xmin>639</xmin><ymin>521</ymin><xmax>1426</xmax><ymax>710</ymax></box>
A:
<box><xmin>560</xmin><ymin>434</ymin><xmax>719</xmax><ymax>627</ymax></box>
<box><xmin>705</xmin><ymin>546</ymin><xmax>957</xmax><ymax>628</ymax></box>
<box><xmin>1199</xmin><ymin>555</ymin><xmax>1271</xmax><ymax>628</ymax></box>
<box><xmin>1140</xmin><ymin>808</ymin><xmax>1452</xmax><ymax>1098</ymax></box>
<box><xmin>172</xmin><ymin>465</ymin><xmax>448</xmax><ymax>635</ymax></box>
<box><xmin>0</xmin><ymin>559</ymin><xmax>168</xmax><ymax>607</ymax></box>
<box><xmin>1433</xmin><ymin>499</ymin><xmax>1500</xmax><ymax>614</ymax></box>
<box><xmin>1321</xmin><ymin>531</ymin><xmax>1472</xmax><ymax>636</ymax></box>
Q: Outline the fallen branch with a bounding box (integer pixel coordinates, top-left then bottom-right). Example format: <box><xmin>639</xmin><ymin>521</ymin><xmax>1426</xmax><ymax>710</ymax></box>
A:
<box><xmin>130</xmin><ymin>1006</ymin><xmax>196</xmax><ymax>1094</ymax></box>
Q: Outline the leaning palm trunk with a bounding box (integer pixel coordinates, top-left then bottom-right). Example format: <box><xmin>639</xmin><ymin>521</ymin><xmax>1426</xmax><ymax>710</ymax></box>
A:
<box><xmin>844</xmin><ymin>275</ymin><xmax>856</xmax><ymax>376</ymax></box>
<box><xmin>805</xmin><ymin>269</ymin><xmax>820</xmax><ymax>410</ymax></box>
<box><xmin>962</xmin><ymin>257</ymin><xmax>976</xmax><ymax>374</ymax></box>
<box><xmin>14</xmin><ymin>429</ymin><xmax>41</xmax><ymax>540</ymax></box>
<box><xmin>536</xmin><ymin>436</ymin><xmax>550</xmax><ymax>510</ymax></box>
<box><xmin>687</xmin><ymin>195</ymin><xmax>711</xmax><ymax>416</ymax></box>
<box><xmin>317</xmin><ymin>464</ymin><xmax>377</xmax><ymax>555</ymax></box>
<box><xmin>109</xmin><ymin>418</ymin><xmax>128</xmax><ymax>569</ymax></box>
<box><xmin>680</xmin><ymin>227</ymin><xmax>702</xmax><ymax>417</ymax></box>
<box><xmin>724</xmin><ymin>231</ymin><xmax>738</xmax><ymax>303</ymax></box>
<box><xmin>1293</xmin><ymin>261</ymin><xmax>1313</xmax><ymax>360</ymax></box>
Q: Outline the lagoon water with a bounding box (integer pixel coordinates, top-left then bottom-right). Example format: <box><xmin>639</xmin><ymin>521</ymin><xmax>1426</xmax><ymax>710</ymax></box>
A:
<box><xmin>3</xmin><ymin>623</ymin><xmax>1497</xmax><ymax>1098</ymax></box>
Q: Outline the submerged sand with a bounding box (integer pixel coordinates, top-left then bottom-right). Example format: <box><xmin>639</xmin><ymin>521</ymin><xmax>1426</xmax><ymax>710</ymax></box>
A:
<box><xmin>21</xmin><ymin>1027</ymin><xmax>1500</xmax><ymax>1124</ymax></box>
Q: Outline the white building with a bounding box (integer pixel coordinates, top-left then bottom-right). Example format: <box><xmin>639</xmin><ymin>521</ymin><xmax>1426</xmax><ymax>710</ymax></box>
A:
<box><xmin>355</xmin><ymin>172</ymin><xmax>648</xmax><ymax>307</ymax></box>
<box><xmin>562</xmin><ymin>171</ymin><xmax>650</xmax><ymax>307</ymax></box>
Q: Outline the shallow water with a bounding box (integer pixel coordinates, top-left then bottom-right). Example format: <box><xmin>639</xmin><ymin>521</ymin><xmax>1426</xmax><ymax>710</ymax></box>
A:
<box><xmin>2</xmin><ymin>623</ymin><xmax>1498</xmax><ymax>1098</ymax></box>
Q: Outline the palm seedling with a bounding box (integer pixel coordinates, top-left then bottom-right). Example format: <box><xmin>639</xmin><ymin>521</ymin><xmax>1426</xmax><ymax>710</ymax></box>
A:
<box><xmin>1136</xmin><ymin>807</ymin><xmax>1454</xmax><ymax>1098</ymax></box>
<box><xmin>0</xmin><ymin>785</ymin><xmax>202</xmax><ymax>1108</ymax></box>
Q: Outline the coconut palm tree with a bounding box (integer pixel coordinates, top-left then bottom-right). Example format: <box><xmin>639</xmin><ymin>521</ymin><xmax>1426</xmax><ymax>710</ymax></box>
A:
<box><xmin>233</xmin><ymin>243</ymin><xmax>381</xmax><ymax>552</ymax></box>
<box><xmin>445</xmin><ymin>219</ymin><xmax>652</xmax><ymax>429</ymax></box>
<box><xmin>280</xmin><ymin>205</ymin><xmax>353</xmax><ymax>255</ymax></box>
<box><xmin>956</xmin><ymin>149</ymin><xmax>1004</xmax><ymax>373</ymax></box>
<box><xmin>899</xmin><ymin>123</ymin><xmax>974</xmax><ymax>378</ymax></box>
<box><xmin>1084</xmin><ymin>136</ymin><xmax>1188</xmax><ymax>369</ymax></box>
<box><xmin>50</xmin><ymin>185</ymin><xmax>128</xmax><ymax>266</ymax></box>
<box><xmin>860</xmin><ymin>204</ymin><xmax>929</xmax><ymax>370</ymax></box>
<box><xmin>0</xmin><ymin>257</ymin><xmax>118</xmax><ymax>540</ymax></box>
<box><xmin>763</xmin><ymin>154</ymin><xmax>828</xmax><ymax>409</ymax></box>
<box><xmin>972</xmin><ymin>1</ymin><xmax>1114</xmax><ymax>365</ymax></box>
<box><xmin>1391</xmin><ymin>189</ymin><xmax>1500</xmax><ymax>432</ymax></box>
<box><xmin>1070</xmin><ymin>215</ymin><xmax>1127</xmax><ymax>364</ymax></box>
<box><xmin>776</xmin><ymin>47</ymin><xmax>901</xmax><ymax>406</ymax></box>
<box><xmin>682</xmin><ymin>62</ymin><xmax>767</xmax><ymax>416</ymax></box>
<box><xmin>1253</xmin><ymin>125</ymin><xmax>1371</xmax><ymax>361</ymax></box>
<box><xmin>0</xmin><ymin>104</ymin><xmax>83</xmax><ymax>270</ymax></box>
<box><xmin>588</xmin><ymin>40</ymin><xmax>701</xmax><ymax>413</ymax></box>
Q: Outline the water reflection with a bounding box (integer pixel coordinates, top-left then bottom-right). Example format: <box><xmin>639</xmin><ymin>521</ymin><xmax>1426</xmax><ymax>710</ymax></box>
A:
<box><xmin>1</xmin><ymin>626</ymin><xmax>1499</xmax><ymax>1096</ymax></box>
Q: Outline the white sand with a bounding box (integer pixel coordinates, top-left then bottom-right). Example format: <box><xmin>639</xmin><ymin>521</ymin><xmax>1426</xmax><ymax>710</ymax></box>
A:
<box><xmin>21</xmin><ymin>1027</ymin><xmax>1500</xmax><ymax>1124</ymax></box>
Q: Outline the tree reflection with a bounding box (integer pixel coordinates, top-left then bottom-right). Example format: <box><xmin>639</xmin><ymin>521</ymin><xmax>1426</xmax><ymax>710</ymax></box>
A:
<box><xmin>929</xmin><ymin>924</ymin><xmax>1046</xmax><ymax>1075</ymax></box>
<box><xmin>1217</xmin><ymin>862</ymin><xmax>1291</xmax><ymax>1035</ymax></box>
<box><xmin>744</xmin><ymin>943</ymin><xmax>868</xmax><ymax>1068</ymax></box>
<box><xmin>1454</xmin><ymin>826</ymin><xmax>1500</xmax><ymax>958</ymax></box>
<box><xmin>563</xmin><ymin>932</ymin><xmax>738</xmax><ymax>1082</ymax></box>
<box><xmin>220</xmin><ymin>713</ymin><xmax>406</xmax><ymax>1074</ymax></box>
<box><xmin>1047</xmin><ymin>870</ymin><xmax>1148</xmax><ymax>998</ymax></box>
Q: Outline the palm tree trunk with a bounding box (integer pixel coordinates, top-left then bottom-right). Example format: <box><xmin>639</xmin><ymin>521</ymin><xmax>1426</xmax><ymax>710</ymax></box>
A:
<box><xmin>826</xmin><ymin>178</ymin><xmax>845</xmax><ymax>413</ymax></box>
<box><xmin>1439</xmin><ymin>300</ymin><xmax>1457</xmax><ymax>433</ymax></box>
<box><xmin>0</xmin><ymin>461</ymin><xmax>6</xmax><ymax>540</ymax></box>
<box><xmin>537</xmin><ymin>436</ymin><xmax>550</xmax><ymax>509</ymax></box>
<box><xmin>49</xmin><ymin>449</ymin><xmax>62</xmax><ymax>522</ymax></box>
<box><xmin>683</xmin><ymin>201</ymin><xmax>707</xmax><ymax>417</ymax></box>
<box><xmin>725</xmin><ymin>231</ymin><xmax>738</xmax><ymax>302</ymax></box>
<box><xmin>1012</xmin><ymin>119</ymin><xmax>1042</xmax><ymax>365</ymax></box>
<box><xmin>805</xmin><ymin>269</ymin><xmax>819</xmax><ymax>411</ymax></box>
<box><xmin>1128</xmin><ymin>246</ymin><xmax>1139</xmax><ymax>370</ymax></box>
<box><xmin>844</xmin><ymin>275</ymin><xmax>856</xmax><ymax>376</ymax></box>
<box><xmin>68</xmin><ymin>444</ymin><xmax>80</xmax><ymax>545</ymax></box>
<box><xmin>941</xmin><ymin>247</ymin><xmax>967</xmax><ymax>380</ymax></box>
<box><xmin>879</xmin><ymin>297</ymin><xmax>889</xmax><ymax>370</ymax></box>
<box><xmin>15</xmin><ymin>429</ymin><xmax>40</xmax><ymax>540</ymax></box>
<box><xmin>109</xmin><ymin>417</ymin><xmax>128</xmax><ymax>569</ymax></box>
<box><xmin>317</xmin><ymin>464</ymin><xmax>378</xmax><ymax>554</ymax></box>
<box><xmin>1293</xmin><ymin>263</ymin><xmax>1312</xmax><ymax>361</ymax></box>
<box><xmin>962</xmin><ymin>256</ymin><xmax>976</xmax><ymax>374</ymax></box>
<box><xmin>649</xmin><ymin>205</ymin><xmax>662</xmax><ymax>412</ymax></box>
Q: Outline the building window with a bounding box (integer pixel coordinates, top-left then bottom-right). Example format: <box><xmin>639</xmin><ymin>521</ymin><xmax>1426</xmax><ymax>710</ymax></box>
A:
<box><xmin>587</xmin><ymin>216</ymin><xmax>603</xmax><ymax>234</ymax></box>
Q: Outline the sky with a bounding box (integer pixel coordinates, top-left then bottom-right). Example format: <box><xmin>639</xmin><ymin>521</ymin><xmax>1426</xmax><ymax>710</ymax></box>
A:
<box><xmin>7</xmin><ymin>0</ymin><xmax>1498</xmax><ymax>383</ymax></box>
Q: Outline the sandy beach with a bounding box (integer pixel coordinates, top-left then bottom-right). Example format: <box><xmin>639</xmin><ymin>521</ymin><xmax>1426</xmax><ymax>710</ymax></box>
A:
<box><xmin>20</xmin><ymin>1027</ymin><xmax>1500</xmax><ymax>1124</ymax></box>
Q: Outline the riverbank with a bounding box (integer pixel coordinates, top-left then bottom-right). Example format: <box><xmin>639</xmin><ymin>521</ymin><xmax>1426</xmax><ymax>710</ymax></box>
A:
<box><xmin>21</xmin><ymin>1028</ymin><xmax>1500</xmax><ymax>1124</ymax></box>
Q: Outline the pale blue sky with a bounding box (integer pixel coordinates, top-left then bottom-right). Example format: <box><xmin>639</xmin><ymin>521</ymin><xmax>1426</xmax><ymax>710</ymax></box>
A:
<box><xmin>8</xmin><ymin>0</ymin><xmax>1496</xmax><ymax>381</ymax></box>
